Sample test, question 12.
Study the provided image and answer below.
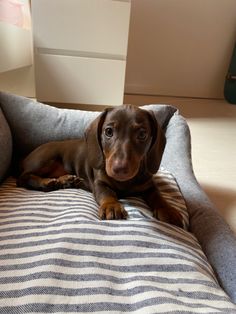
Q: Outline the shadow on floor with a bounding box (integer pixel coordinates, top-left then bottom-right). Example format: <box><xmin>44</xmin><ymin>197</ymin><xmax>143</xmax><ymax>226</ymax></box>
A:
<box><xmin>201</xmin><ymin>183</ymin><xmax>236</xmax><ymax>233</ymax></box>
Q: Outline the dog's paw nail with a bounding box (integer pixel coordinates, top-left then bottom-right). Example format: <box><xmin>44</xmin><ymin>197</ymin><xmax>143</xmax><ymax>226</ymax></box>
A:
<box><xmin>74</xmin><ymin>176</ymin><xmax>83</xmax><ymax>187</ymax></box>
<box><xmin>106</xmin><ymin>210</ymin><xmax>114</xmax><ymax>220</ymax></box>
<box><xmin>120</xmin><ymin>208</ymin><xmax>128</xmax><ymax>219</ymax></box>
<box><xmin>98</xmin><ymin>207</ymin><xmax>106</xmax><ymax>220</ymax></box>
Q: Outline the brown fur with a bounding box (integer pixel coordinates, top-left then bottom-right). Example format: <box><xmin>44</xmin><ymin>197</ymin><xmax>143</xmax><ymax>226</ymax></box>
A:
<box><xmin>17</xmin><ymin>105</ymin><xmax>183</xmax><ymax>227</ymax></box>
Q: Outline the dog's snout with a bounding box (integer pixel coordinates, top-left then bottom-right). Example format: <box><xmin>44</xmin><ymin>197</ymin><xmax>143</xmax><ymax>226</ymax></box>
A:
<box><xmin>112</xmin><ymin>159</ymin><xmax>129</xmax><ymax>175</ymax></box>
<box><xmin>106</xmin><ymin>150</ymin><xmax>140</xmax><ymax>181</ymax></box>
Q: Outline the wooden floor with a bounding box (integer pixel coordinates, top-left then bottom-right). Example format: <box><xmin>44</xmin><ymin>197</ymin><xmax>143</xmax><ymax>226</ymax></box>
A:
<box><xmin>124</xmin><ymin>94</ymin><xmax>236</xmax><ymax>234</ymax></box>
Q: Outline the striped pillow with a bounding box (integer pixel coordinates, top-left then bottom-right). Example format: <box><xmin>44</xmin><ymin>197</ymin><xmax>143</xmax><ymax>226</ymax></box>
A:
<box><xmin>0</xmin><ymin>171</ymin><xmax>235</xmax><ymax>313</ymax></box>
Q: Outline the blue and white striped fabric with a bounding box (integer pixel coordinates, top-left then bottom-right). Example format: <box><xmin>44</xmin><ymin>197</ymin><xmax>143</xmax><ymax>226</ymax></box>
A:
<box><xmin>0</xmin><ymin>171</ymin><xmax>235</xmax><ymax>313</ymax></box>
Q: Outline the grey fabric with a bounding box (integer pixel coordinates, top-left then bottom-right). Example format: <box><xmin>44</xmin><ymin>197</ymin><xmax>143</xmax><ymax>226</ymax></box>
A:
<box><xmin>0</xmin><ymin>108</ymin><xmax>12</xmax><ymax>183</ymax></box>
<box><xmin>143</xmin><ymin>104</ymin><xmax>178</xmax><ymax>128</ymax></box>
<box><xmin>0</xmin><ymin>91</ymin><xmax>236</xmax><ymax>302</ymax></box>
<box><xmin>0</xmin><ymin>92</ymin><xmax>99</xmax><ymax>156</ymax></box>
<box><xmin>161</xmin><ymin>113</ymin><xmax>236</xmax><ymax>302</ymax></box>
<box><xmin>0</xmin><ymin>92</ymin><xmax>176</xmax><ymax>157</ymax></box>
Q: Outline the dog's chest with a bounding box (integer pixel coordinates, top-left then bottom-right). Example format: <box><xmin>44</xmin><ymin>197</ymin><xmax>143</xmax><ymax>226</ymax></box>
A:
<box><xmin>110</xmin><ymin>175</ymin><xmax>153</xmax><ymax>197</ymax></box>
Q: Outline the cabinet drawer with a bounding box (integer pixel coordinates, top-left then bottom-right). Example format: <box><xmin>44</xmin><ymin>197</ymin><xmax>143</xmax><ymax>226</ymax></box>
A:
<box><xmin>34</xmin><ymin>53</ymin><xmax>126</xmax><ymax>105</ymax></box>
<box><xmin>31</xmin><ymin>0</ymin><xmax>130</xmax><ymax>57</ymax></box>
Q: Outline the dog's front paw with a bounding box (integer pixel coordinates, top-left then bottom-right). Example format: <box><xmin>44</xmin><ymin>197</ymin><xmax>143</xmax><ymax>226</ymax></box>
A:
<box><xmin>99</xmin><ymin>200</ymin><xmax>127</xmax><ymax>220</ymax></box>
<box><xmin>154</xmin><ymin>207</ymin><xmax>184</xmax><ymax>228</ymax></box>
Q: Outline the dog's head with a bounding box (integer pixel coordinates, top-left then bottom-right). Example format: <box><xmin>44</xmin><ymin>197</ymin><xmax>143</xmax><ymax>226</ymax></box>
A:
<box><xmin>85</xmin><ymin>105</ymin><xmax>166</xmax><ymax>182</ymax></box>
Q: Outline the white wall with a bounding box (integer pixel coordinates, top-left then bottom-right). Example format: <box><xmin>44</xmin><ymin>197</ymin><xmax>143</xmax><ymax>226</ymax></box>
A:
<box><xmin>0</xmin><ymin>0</ymin><xmax>32</xmax><ymax>73</ymax></box>
<box><xmin>125</xmin><ymin>0</ymin><xmax>236</xmax><ymax>99</ymax></box>
<box><xmin>0</xmin><ymin>0</ymin><xmax>34</xmax><ymax>97</ymax></box>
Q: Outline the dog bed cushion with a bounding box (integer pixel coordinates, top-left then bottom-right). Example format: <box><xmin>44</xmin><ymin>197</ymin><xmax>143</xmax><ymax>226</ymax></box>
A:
<box><xmin>0</xmin><ymin>173</ymin><xmax>235</xmax><ymax>313</ymax></box>
<box><xmin>0</xmin><ymin>108</ymin><xmax>12</xmax><ymax>182</ymax></box>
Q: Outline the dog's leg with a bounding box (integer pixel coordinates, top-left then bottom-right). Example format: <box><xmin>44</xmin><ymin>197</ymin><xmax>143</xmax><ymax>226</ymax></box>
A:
<box><xmin>17</xmin><ymin>173</ymin><xmax>60</xmax><ymax>192</ymax></box>
<box><xmin>17</xmin><ymin>173</ymin><xmax>83</xmax><ymax>192</ymax></box>
<box><xmin>93</xmin><ymin>181</ymin><xmax>127</xmax><ymax>220</ymax></box>
<box><xmin>143</xmin><ymin>185</ymin><xmax>184</xmax><ymax>228</ymax></box>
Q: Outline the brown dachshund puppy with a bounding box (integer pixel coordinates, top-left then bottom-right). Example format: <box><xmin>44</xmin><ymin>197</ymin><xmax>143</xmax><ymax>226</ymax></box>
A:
<box><xmin>17</xmin><ymin>104</ymin><xmax>183</xmax><ymax>227</ymax></box>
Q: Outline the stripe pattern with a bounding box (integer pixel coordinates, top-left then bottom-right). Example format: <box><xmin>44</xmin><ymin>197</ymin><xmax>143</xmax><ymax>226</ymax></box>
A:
<box><xmin>0</xmin><ymin>171</ymin><xmax>235</xmax><ymax>313</ymax></box>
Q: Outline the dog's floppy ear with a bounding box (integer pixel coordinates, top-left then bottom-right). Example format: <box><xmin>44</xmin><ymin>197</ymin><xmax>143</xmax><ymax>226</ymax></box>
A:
<box><xmin>85</xmin><ymin>109</ymin><xmax>109</xmax><ymax>169</ymax></box>
<box><xmin>146</xmin><ymin>110</ymin><xmax>166</xmax><ymax>174</ymax></box>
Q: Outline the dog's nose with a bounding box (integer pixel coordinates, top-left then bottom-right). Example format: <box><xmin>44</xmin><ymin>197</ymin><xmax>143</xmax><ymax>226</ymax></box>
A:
<box><xmin>112</xmin><ymin>159</ymin><xmax>129</xmax><ymax>175</ymax></box>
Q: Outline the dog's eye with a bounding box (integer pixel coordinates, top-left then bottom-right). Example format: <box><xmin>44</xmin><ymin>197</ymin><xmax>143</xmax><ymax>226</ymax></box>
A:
<box><xmin>104</xmin><ymin>127</ymin><xmax>113</xmax><ymax>138</ymax></box>
<box><xmin>137</xmin><ymin>129</ymin><xmax>148</xmax><ymax>141</ymax></box>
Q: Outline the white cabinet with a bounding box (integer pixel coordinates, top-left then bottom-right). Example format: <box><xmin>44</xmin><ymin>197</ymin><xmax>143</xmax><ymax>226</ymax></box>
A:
<box><xmin>31</xmin><ymin>0</ymin><xmax>131</xmax><ymax>105</ymax></box>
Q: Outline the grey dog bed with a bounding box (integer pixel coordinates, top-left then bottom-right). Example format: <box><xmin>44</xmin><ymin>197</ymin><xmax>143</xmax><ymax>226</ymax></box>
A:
<box><xmin>0</xmin><ymin>91</ymin><xmax>236</xmax><ymax>313</ymax></box>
